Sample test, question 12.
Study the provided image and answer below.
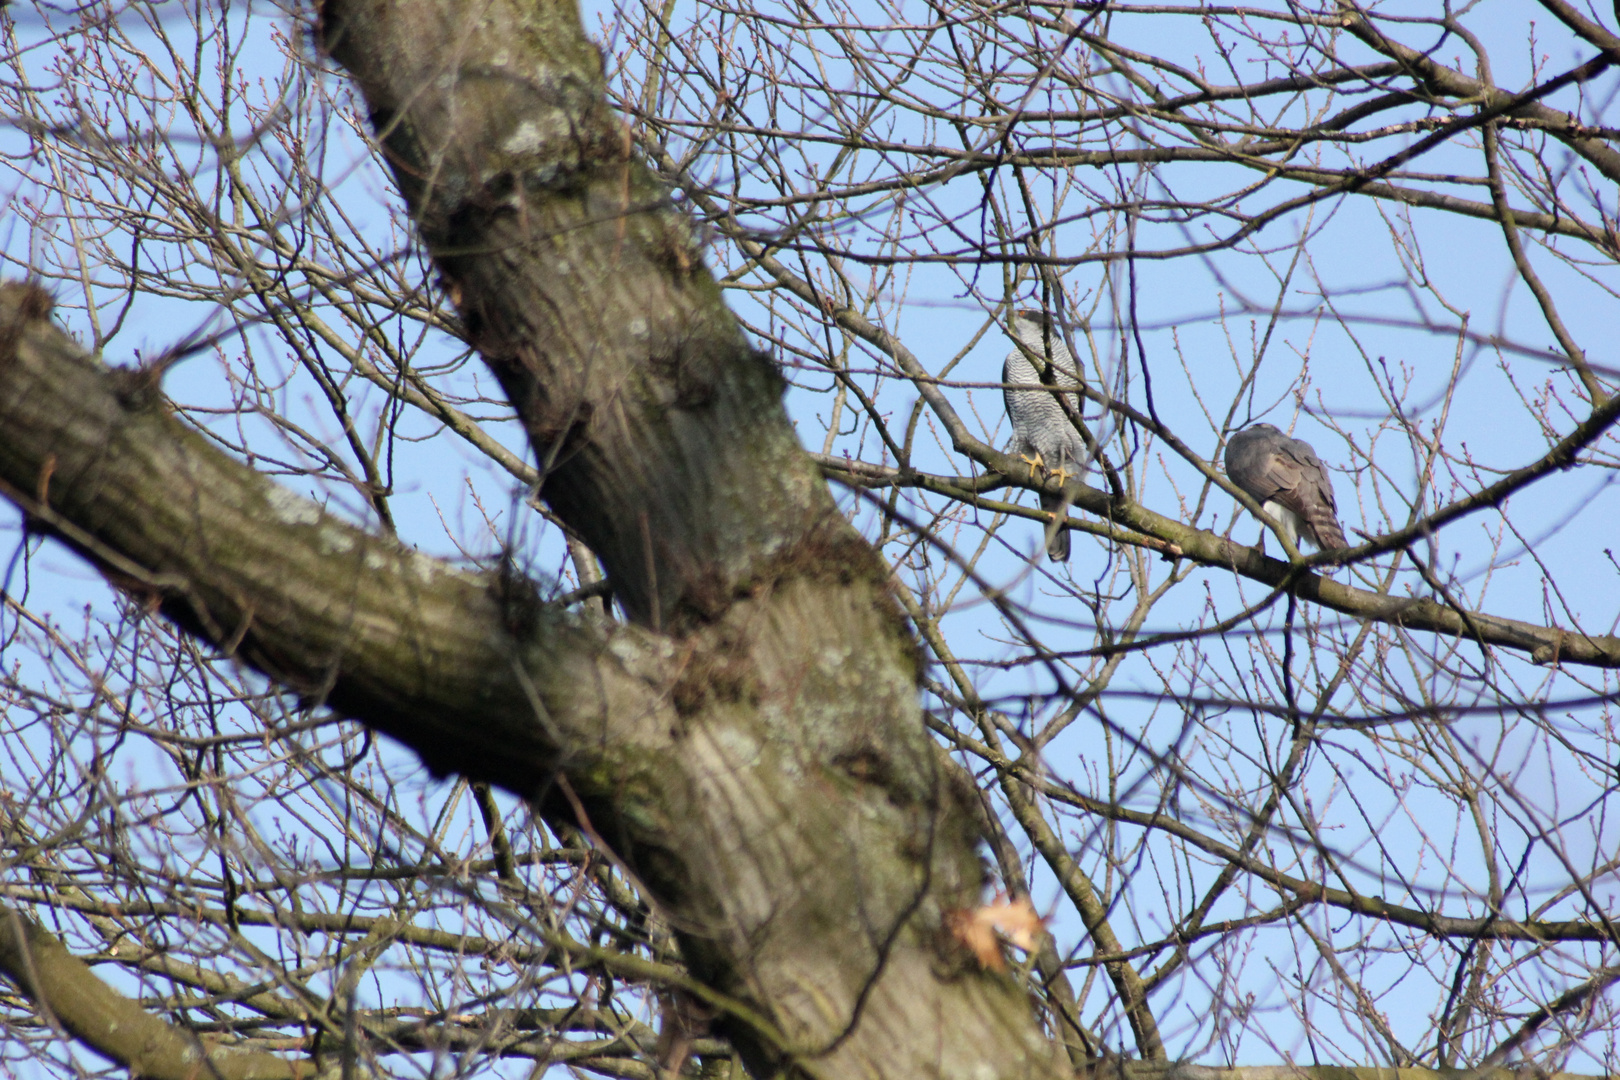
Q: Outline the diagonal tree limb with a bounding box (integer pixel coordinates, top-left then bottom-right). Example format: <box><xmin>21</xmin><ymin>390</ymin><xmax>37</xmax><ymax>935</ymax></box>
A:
<box><xmin>0</xmin><ymin>283</ymin><xmax>655</xmax><ymax>794</ymax></box>
<box><xmin>0</xmin><ymin>904</ymin><xmax>327</xmax><ymax>1080</ymax></box>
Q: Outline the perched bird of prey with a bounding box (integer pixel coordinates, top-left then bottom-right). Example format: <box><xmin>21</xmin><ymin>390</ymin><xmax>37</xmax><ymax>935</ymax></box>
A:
<box><xmin>1224</xmin><ymin>423</ymin><xmax>1348</xmax><ymax>553</ymax></box>
<box><xmin>1002</xmin><ymin>309</ymin><xmax>1086</xmax><ymax>561</ymax></box>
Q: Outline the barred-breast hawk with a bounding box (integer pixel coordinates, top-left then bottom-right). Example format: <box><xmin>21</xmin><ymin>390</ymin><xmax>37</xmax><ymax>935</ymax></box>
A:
<box><xmin>1002</xmin><ymin>309</ymin><xmax>1086</xmax><ymax>561</ymax></box>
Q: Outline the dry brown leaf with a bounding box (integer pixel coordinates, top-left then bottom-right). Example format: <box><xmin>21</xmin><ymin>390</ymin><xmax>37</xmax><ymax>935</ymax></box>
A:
<box><xmin>945</xmin><ymin>894</ymin><xmax>1049</xmax><ymax>972</ymax></box>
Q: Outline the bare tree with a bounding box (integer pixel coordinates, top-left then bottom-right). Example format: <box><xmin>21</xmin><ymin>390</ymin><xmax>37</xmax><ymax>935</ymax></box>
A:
<box><xmin>0</xmin><ymin>0</ymin><xmax>1617</xmax><ymax>1078</ymax></box>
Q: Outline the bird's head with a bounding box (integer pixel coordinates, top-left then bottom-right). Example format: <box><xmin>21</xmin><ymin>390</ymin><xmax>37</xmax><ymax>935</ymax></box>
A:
<box><xmin>1011</xmin><ymin>308</ymin><xmax>1051</xmax><ymax>332</ymax></box>
<box><xmin>1010</xmin><ymin>309</ymin><xmax>1063</xmax><ymax>355</ymax></box>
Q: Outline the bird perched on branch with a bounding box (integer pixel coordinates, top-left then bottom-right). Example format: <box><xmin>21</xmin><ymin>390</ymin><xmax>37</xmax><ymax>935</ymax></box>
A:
<box><xmin>1223</xmin><ymin>423</ymin><xmax>1347</xmax><ymax>554</ymax></box>
<box><xmin>1002</xmin><ymin>309</ymin><xmax>1086</xmax><ymax>561</ymax></box>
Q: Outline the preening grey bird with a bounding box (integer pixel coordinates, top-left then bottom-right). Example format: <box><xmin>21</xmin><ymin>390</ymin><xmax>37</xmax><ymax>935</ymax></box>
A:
<box><xmin>1224</xmin><ymin>423</ymin><xmax>1348</xmax><ymax>553</ymax></box>
<box><xmin>1002</xmin><ymin>309</ymin><xmax>1086</xmax><ymax>561</ymax></box>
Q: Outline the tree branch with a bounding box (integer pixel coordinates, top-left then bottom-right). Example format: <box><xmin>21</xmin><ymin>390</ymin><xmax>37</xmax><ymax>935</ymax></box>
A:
<box><xmin>0</xmin><ymin>905</ymin><xmax>326</xmax><ymax>1080</ymax></box>
<box><xmin>0</xmin><ymin>284</ymin><xmax>663</xmax><ymax>793</ymax></box>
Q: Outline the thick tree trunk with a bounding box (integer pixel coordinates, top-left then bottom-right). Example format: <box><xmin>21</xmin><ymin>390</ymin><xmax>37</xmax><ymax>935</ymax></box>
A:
<box><xmin>0</xmin><ymin>0</ymin><xmax>1072</xmax><ymax>1071</ymax></box>
<box><xmin>308</xmin><ymin>0</ymin><xmax>1065</xmax><ymax>1074</ymax></box>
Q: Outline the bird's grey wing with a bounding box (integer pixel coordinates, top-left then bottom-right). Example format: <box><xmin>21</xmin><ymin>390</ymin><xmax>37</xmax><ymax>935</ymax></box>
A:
<box><xmin>1226</xmin><ymin>432</ymin><xmax>1290</xmax><ymax>503</ymax></box>
<box><xmin>1273</xmin><ymin>441</ymin><xmax>1347</xmax><ymax>548</ymax></box>
<box><xmin>1276</xmin><ymin>442</ymin><xmax>1335</xmax><ymax>509</ymax></box>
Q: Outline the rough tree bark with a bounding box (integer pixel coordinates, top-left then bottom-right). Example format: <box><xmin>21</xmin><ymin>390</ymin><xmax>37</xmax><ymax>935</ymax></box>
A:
<box><xmin>309</xmin><ymin>0</ymin><xmax>1060</xmax><ymax>1075</ymax></box>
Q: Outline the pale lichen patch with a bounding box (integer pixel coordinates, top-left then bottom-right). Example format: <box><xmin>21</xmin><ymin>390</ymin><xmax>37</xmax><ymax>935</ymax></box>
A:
<box><xmin>265</xmin><ymin>485</ymin><xmax>321</xmax><ymax>527</ymax></box>
<box><xmin>408</xmin><ymin>551</ymin><xmax>445</xmax><ymax>582</ymax></box>
<box><xmin>707</xmin><ymin>723</ymin><xmax>764</xmax><ymax>771</ymax></box>
<box><xmin>318</xmin><ymin>528</ymin><xmax>355</xmax><ymax>556</ymax></box>
<box><xmin>605</xmin><ymin>629</ymin><xmax>673</xmax><ymax>669</ymax></box>
<box><xmin>502</xmin><ymin>120</ymin><xmax>547</xmax><ymax>158</ymax></box>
